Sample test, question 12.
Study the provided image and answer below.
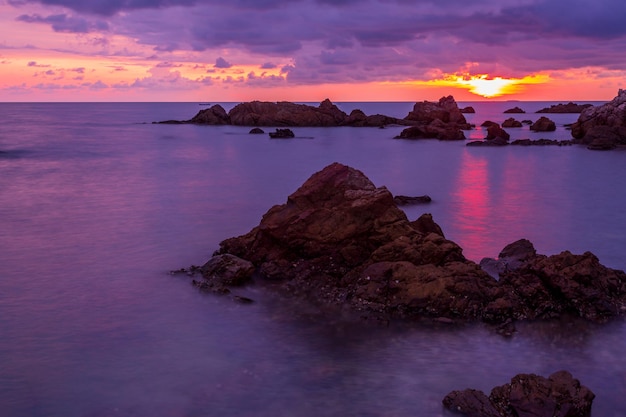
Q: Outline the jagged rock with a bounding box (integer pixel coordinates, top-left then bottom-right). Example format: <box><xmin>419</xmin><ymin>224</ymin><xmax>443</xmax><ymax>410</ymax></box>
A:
<box><xmin>269</xmin><ymin>128</ymin><xmax>295</xmax><ymax>138</ymax></box>
<box><xmin>191</xmin><ymin>164</ymin><xmax>626</xmax><ymax>324</ymax></box>
<box><xmin>537</xmin><ymin>102</ymin><xmax>593</xmax><ymax>113</ymax></box>
<box><xmin>486</xmin><ymin>123</ymin><xmax>510</xmax><ymax>141</ymax></box>
<box><xmin>189</xmin><ymin>104</ymin><xmax>230</xmax><ymax>124</ymax></box>
<box><xmin>404</xmin><ymin>95</ymin><xmax>469</xmax><ymax>126</ymax></box>
<box><xmin>227</xmin><ymin>99</ymin><xmax>347</xmax><ymax>126</ymax></box>
<box><xmin>571</xmin><ymin>90</ymin><xmax>626</xmax><ymax>148</ymax></box>
<box><xmin>530</xmin><ymin>116</ymin><xmax>556</xmax><ymax>132</ymax></box>
<box><xmin>443</xmin><ymin>371</ymin><xmax>595</xmax><ymax>417</ymax></box>
<box><xmin>502</xmin><ymin>117</ymin><xmax>522</xmax><ymax>128</ymax></box>
<box><xmin>503</xmin><ymin>106</ymin><xmax>526</xmax><ymax>114</ymax></box>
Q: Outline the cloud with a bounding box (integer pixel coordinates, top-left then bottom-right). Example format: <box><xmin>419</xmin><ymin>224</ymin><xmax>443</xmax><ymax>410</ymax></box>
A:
<box><xmin>6</xmin><ymin>0</ymin><xmax>626</xmax><ymax>90</ymax></box>
<box><xmin>17</xmin><ymin>13</ymin><xmax>109</xmax><ymax>33</ymax></box>
<box><xmin>214</xmin><ymin>57</ymin><xmax>232</xmax><ymax>69</ymax></box>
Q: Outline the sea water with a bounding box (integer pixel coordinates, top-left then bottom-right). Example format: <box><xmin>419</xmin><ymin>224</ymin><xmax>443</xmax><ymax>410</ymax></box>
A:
<box><xmin>1</xmin><ymin>101</ymin><xmax>625</xmax><ymax>417</ymax></box>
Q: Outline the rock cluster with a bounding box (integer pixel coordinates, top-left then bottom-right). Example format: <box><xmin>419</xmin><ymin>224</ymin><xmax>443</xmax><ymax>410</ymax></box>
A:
<box><xmin>394</xmin><ymin>96</ymin><xmax>471</xmax><ymax>140</ymax></box>
<box><xmin>571</xmin><ymin>89</ymin><xmax>626</xmax><ymax>150</ymax></box>
<box><xmin>443</xmin><ymin>370</ymin><xmax>595</xmax><ymax>417</ymax></box>
<box><xmin>191</xmin><ymin>163</ymin><xmax>626</xmax><ymax>325</ymax></box>
<box><xmin>183</xmin><ymin>99</ymin><xmax>410</xmax><ymax>128</ymax></box>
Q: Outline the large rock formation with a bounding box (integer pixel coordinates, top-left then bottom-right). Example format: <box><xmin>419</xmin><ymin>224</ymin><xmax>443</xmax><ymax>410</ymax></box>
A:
<box><xmin>191</xmin><ymin>164</ymin><xmax>626</xmax><ymax>324</ymax></box>
<box><xmin>189</xmin><ymin>104</ymin><xmax>230</xmax><ymax>124</ymax></box>
<box><xmin>227</xmin><ymin>99</ymin><xmax>349</xmax><ymax>126</ymax></box>
<box><xmin>571</xmin><ymin>89</ymin><xmax>626</xmax><ymax>149</ymax></box>
<box><xmin>395</xmin><ymin>96</ymin><xmax>470</xmax><ymax>140</ymax></box>
<box><xmin>443</xmin><ymin>370</ymin><xmax>595</xmax><ymax>417</ymax></box>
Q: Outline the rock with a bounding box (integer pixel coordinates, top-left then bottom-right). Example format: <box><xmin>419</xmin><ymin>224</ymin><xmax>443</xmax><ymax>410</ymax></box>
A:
<box><xmin>393</xmin><ymin>195</ymin><xmax>432</xmax><ymax>205</ymax></box>
<box><xmin>269</xmin><ymin>128</ymin><xmax>295</xmax><ymax>138</ymax></box>
<box><xmin>213</xmin><ymin>162</ymin><xmax>496</xmax><ymax>320</ymax></box>
<box><xmin>249</xmin><ymin>127</ymin><xmax>265</xmax><ymax>134</ymax></box>
<box><xmin>466</xmin><ymin>138</ymin><xmax>508</xmax><ymax>147</ymax></box>
<box><xmin>530</xmin><ymin>116</ymin><xmax>556</xmax><ymax>132</ymax></box>
<box><xmin>571</xmin><ymin>90</ymin><xmax>626</xmax><ymax>148</ymax></box>
<box><xmin>521</xmin><ymin>119</ymin><xmax>533</xmax><ymax>125</ymax></box>
<box><xmin>443</xmin><ymin>371</ymin><xmax>595</xmax><ymax>417</ymax></box>
<box><xmin>511</xmin><ymin>139</ymin><xmax>573</xmax><ymax>146</ymax></box>
<box><xmin>503</xmin><ymin>106</ymin><xmax>526</xmax><ymax>113</ymax></box>
<box><xmin>480</xmin><ymin>239</ymin><xmax>536</xmax><ymax>278</ymax></box>
<box><xmin>200</xmin><ymin>254</ymin><xmax>255</xmax><ymax>286</ymax></box>
<box><xmin>481</xmin><ymin>120</ymin><xmax>498</xmax><ymax>127</ymax></box>
<box><xmin>192</xmin><ymin>164</ymin><xmax>626</xmax><ymax>325</ymax></box>
<box><xmin>394</xmin><ymin>121</ymin><xmax>466</xmax><ymax>141</ymax></box>
<box><xmin>189</xmin><ymin>104</ymin><xmax>230</xmax><ymax>124</ymax></box>
<box><xmin>485</xmin><ymin>123</ymin><xmax>510</xmax><ymax>141</ymax></box>
<box><xmin>501</xmin><ymin>117</ymin><xmax>522</xmax><ymax>128</ymax></box>
<box><xmin>460</xmin><ymin>106</ymin><xmax>476</xmax><ymax>113</ymax></box>
<box><xmin>345</xmin><ymin>109</ymin><xmax>405</xmax><ymax>127</ymax></box>
<box><xmin>404</xmin><ymin>95</ymin><xmax>469</xmax><ymax>126</ymax></box>
<box><xmin>537</xmin><ymin>102</ymin><xmax>593</xmax><ymax>113</ymax></box>
<box><xmin>228</xmin><ymin>99</ymin><xmax>348</xmax><ymax>126</ymax></box>
<box><xmin>587</xmin><ymin>136</ymin><xmax>617</xmax><ymax>150</ymax></box>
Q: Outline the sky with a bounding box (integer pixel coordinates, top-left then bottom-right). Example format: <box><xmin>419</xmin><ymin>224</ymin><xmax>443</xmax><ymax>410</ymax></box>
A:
<box><xmin>1</xmin><ymin>0</ymin><xmax>625</xmax><ymax>102</ymax></box>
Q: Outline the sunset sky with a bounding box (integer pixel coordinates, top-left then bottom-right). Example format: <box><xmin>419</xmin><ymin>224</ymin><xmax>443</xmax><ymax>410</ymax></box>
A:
<box><xmin>1</xmin><ymin>0</ymin><xmax>625</xmax><ymax>102</ymax></box>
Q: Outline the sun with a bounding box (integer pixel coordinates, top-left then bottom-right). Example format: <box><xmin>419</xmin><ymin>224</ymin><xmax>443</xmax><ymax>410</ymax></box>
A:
<box><xmin>455</xmin><ymin>75</ymin><xmax>518</xmax><ymax>98</ymax></box>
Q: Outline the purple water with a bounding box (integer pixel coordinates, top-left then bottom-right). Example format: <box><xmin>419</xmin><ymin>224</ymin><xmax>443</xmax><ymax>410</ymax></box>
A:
<box><xmin>1</xmin><ymin>102</ymin><xmax>625</xmax><ymax>417</ymax></box>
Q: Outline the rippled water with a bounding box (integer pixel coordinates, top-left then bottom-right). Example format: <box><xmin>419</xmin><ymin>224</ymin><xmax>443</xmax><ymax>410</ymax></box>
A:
<box><xmin>1</xmin><ymin>101</ymin><xmax>624</xmax><ymax>417</ymax></box>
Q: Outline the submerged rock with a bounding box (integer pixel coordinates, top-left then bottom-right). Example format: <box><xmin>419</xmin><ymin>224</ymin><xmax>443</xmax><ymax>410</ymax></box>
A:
<box><xmin>269</xmin><ymin>128</ymin><xmax>295</xmax><ymax>138</ymax></box>
<box><xmin>443</xmin><ymin>370</ymin><xmax>595</xmax><ymax>417</ymax></box>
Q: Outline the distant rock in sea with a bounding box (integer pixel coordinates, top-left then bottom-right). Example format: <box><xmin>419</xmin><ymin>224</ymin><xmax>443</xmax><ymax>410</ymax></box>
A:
<box><xmin>537</xmin><ymin>102</ymin><xmax>593</xmax><ymax>113</ymax></box>
<box><xmin>503</xmin><ymin>106</ymin><xmax>525</xmax><ymax>113</ymax></box>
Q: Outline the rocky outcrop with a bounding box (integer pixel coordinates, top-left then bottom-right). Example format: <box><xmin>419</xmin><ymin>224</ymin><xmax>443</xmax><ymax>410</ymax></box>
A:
<box><xmin>345</xmin><ymin>109</ymin><xmax>404</xmax><ymax>127</ymax></box>
<box><xmin>530</xmin><ymin>116</ymin><xmax>556</xmax><ymax>132</ymax></box>
<box><xmin>485</xmin><ymin>123</ymin><xmax>510</xmax><ymax>141</ymax></box>
<box><xmin>443</xmin><ymin>370</ymin><xmax>595</xmax><ymax>417</ymax></box>
<box><xmin>571</xmin><ymin>90</ymin><xmax>626</xmax><ymax>149</ymax></box>
<box><xmin>504</xmin><ymin>106</ymin><xmax>525</xmax><ymax>114</ymax></box>
<box><xmin>395</xmin><ymin>96</ymin><xmax>471</xmax><ymax>140</ymax></box>
<box><xmin>227</xmin><ymin>99</ymin><xmax>348</xmax><ymax>127</ymax></box>
<box><xmin>537</xmin><ymin>102</ymin><xmax>593</xmax><ymax>113</ymax></box>
<box><xmin>502</xmin><ymin>117</ymin><xmax>522</xmax><ymax>128</ymax></box>
<box><xmin>460</xmin><ymin>106</ymin><xmax>475</xmax><ymax>113</ymax></box>
<box><xmin>189</xmin><ymin>104</ymin><xmax>231</xmax><ymax>124</ymax></box>
<box><xmin>189</xmin><ymin>164</ymin><xmax>626</xmax><ymax>324</ymax></box>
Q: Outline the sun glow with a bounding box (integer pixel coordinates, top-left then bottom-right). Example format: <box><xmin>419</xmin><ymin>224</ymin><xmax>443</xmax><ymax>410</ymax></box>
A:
<box><xmin>455</xmin><ymin>75</ymin><xmax>518</xmax><ymax>98</ymax></box>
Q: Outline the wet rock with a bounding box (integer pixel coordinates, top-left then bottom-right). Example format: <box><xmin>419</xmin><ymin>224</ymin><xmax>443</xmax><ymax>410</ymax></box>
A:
<box><xmin>537</xmin><ymin>102</ymin><xmax>593</xmax><ymax>113</ymax></box>
<box><xmin>269</xmin><ymin>128</ymin><xmax>295</xmax><ymax>138</ymax></box>
<box><xmin>200</xmin><ymin>254</ymin><xmax>255</xmax><ymax>286</ymax></box>
<box><xmin>571</xmin><ymin>90</ymin><xmax>626</xmax><ymax>148</ymax></box>
<box><xmin>502</xmin><ymin>117</ymin><xmax>522</xmax><ymax>128</ymax></box>
<box><xmin>189</xmin><ymin>104</ymin><xmax>231</xmax><ymax>124</ymax></box>
<box><xmin>530</xmin><ymin>116</ymin><xmax>557</xmax><ymax>132</ymax></box>
<box><xmin>443</xmin><ymin>371</ymin><xmax>595</xmax><ymax>417</ymax></box>
<box><xmin>504</xmin><ymin>106</ymin><xmax>526</xmax><ymax>113</ymax></box>
<box><xmin>393</xmin><ymin>195</ymin><xmax>432</xmax><ymax>205</ymax></box>
<box><xmin>486</xmin><ymin>123</ymin><xmax>510</xmax><ymax>141</ymax></box>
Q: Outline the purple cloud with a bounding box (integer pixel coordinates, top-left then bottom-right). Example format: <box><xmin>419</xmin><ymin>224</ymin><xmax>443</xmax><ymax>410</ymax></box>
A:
<box><xmin>17</xmin><ymin>13</ymin><xmax>109</xmax><ymax>33</ymax></box>
<box><xmin>214</xmin><ymin>57</ymin><xmax>232</xmax><ymax>69</ymax></box>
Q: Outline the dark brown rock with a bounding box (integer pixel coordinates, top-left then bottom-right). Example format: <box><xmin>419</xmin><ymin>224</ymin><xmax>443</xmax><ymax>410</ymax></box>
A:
<box><xmin>189</xmin><ymin>104</ymin><xmax>230</xmax><ymax>124</ymax></box>
<box><xmin>444</xmin><ymin>371</ymin><xmax>595</xmax><ymax>417</ymax></box>
<box><xmin>530</xmin><ymin>116</ymin><xmax>556</xmax><ymax>132</ymax></box>
<box><xmin>504</xmin><ymin>106</ymin><xmax>526</xmax><ymax>113</ymax></box>
<box><xmin>269</xmin><ymin>128</ymin><xmax>295</xmax><ymax>138</ymax></box>
<box><xmin>502</xmin><ymin>117</ymin><xmax>522</xmax><ymax>128</ymax></box>
<box><xmin>466</xmin><ymin>138</ymin><xmax>508</xmax><ymax>147</ymax></box>
<box><xmin>486</xmin><ymin>123</ymin><xmax>510</xmax><ymax>141</ymax></box>
<box><xmin>394</xmin><ymin>121</ymin><xmax>466</xmax><ymax>141</ymax></box>
<box><xmin>393</xmin><ymin>195</ymin><xmax>432</xmax><ymax>205</ymax></box>
<box><xmin>481</xmin><ymin>120</ymin><xmax>498</xmax><ymax>127</ymax></box>
<box><xmin>460</xmin><ymin>106</ymin><xmax>476</xmax><ymax>113</ymax></box>
<box><xmin>404</xmin><ymin>95</ymin><xmax>468</xmax><ymax>126</ymax></box>
<box><xmin>571</xmin><ymin>90</ymin><xmax>626</xmax><ymax>148</ymax></box>
<box><xmin>249</xmin><ymin>127</ymin><xmax>264</xmax><ymax>134</ymax></box>
<box><xmin>537</xmin><ymin>102</ymin><xmax>593</xmax><ymax>113</ymax></box>
<box><xmin>228</xmin><ymin>99</ymin><xmax>348</xmax><ymax>126</ymax></box>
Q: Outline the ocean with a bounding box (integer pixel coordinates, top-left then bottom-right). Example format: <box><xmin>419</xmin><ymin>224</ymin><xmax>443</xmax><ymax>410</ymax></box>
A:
<box><xmin>1</xmin><ymin>101</ymin><xmax>624</xmax><ymax>417</ymax></box>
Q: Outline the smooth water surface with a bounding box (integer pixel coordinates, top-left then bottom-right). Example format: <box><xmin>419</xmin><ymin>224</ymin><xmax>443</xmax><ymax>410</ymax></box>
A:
<box><xmin>1</xmin><ymin>102</ymin><xmax>625</xmax><ymax>417</ymax></box>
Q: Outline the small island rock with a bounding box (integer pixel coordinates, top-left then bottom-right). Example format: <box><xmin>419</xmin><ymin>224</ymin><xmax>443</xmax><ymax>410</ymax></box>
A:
<box><xmin>530</xmin><ymin>116</ymin><xmax>556</xmax><ymax>132</ymax></box>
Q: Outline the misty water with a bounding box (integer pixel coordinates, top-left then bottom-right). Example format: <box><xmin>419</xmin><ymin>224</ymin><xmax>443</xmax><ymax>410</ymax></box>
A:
<box><xmin>1</xmin><ymin>101</ymin><xmax>625</xmax><ymax>417</ymax></box>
